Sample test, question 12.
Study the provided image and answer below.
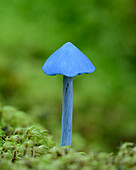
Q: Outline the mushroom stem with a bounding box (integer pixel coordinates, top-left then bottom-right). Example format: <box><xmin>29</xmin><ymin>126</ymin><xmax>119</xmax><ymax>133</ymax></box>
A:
<box><xmin>61</xmin><ymin>75</ymin><xmax>73</xmax><ymax>146</ymax></box>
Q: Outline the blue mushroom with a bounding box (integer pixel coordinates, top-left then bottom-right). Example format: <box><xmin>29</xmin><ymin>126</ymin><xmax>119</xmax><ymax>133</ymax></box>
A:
<box><xmin>42</xmin><ymin>42</ymin><xmax>95</xmax><ymax>146</ymax></box>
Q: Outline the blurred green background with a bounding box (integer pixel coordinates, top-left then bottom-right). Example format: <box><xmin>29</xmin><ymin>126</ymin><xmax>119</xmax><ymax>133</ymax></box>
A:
<box><xmin>0</xmin><ymin>0</ymin><xmax>136</xmax><ymax>152</ymax></box>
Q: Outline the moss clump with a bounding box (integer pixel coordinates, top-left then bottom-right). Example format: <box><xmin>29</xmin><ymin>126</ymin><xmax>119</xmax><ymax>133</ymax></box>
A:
<box><xmin>0</xmin><ymin>106</ymin><xmax>136</xmax><ymax>170</ymax></box>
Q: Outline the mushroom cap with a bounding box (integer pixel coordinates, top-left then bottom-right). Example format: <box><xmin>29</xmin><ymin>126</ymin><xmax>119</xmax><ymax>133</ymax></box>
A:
<box><xmin>42</xmin><ymin>42</ymin><xmax>95</xmax><ymax>77</ymax></box>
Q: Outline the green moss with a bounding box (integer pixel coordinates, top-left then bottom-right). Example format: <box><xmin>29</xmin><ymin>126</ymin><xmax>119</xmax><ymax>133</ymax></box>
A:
<box><xmin>1</xmin><ymin>106</ymin><xmax>33</xmax><ymax>128</ymax></box>
<box><xmin>0</xmin><ymin>106</ymin><xmax>136</xmax><ymax>170</ymax></box>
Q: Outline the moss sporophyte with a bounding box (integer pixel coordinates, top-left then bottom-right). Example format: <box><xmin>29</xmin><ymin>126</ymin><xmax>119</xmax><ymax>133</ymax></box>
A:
<box><xmin>42</xmin><ymin>42</ymin><xmax>95</xmax><ymax>146</ymax></box>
